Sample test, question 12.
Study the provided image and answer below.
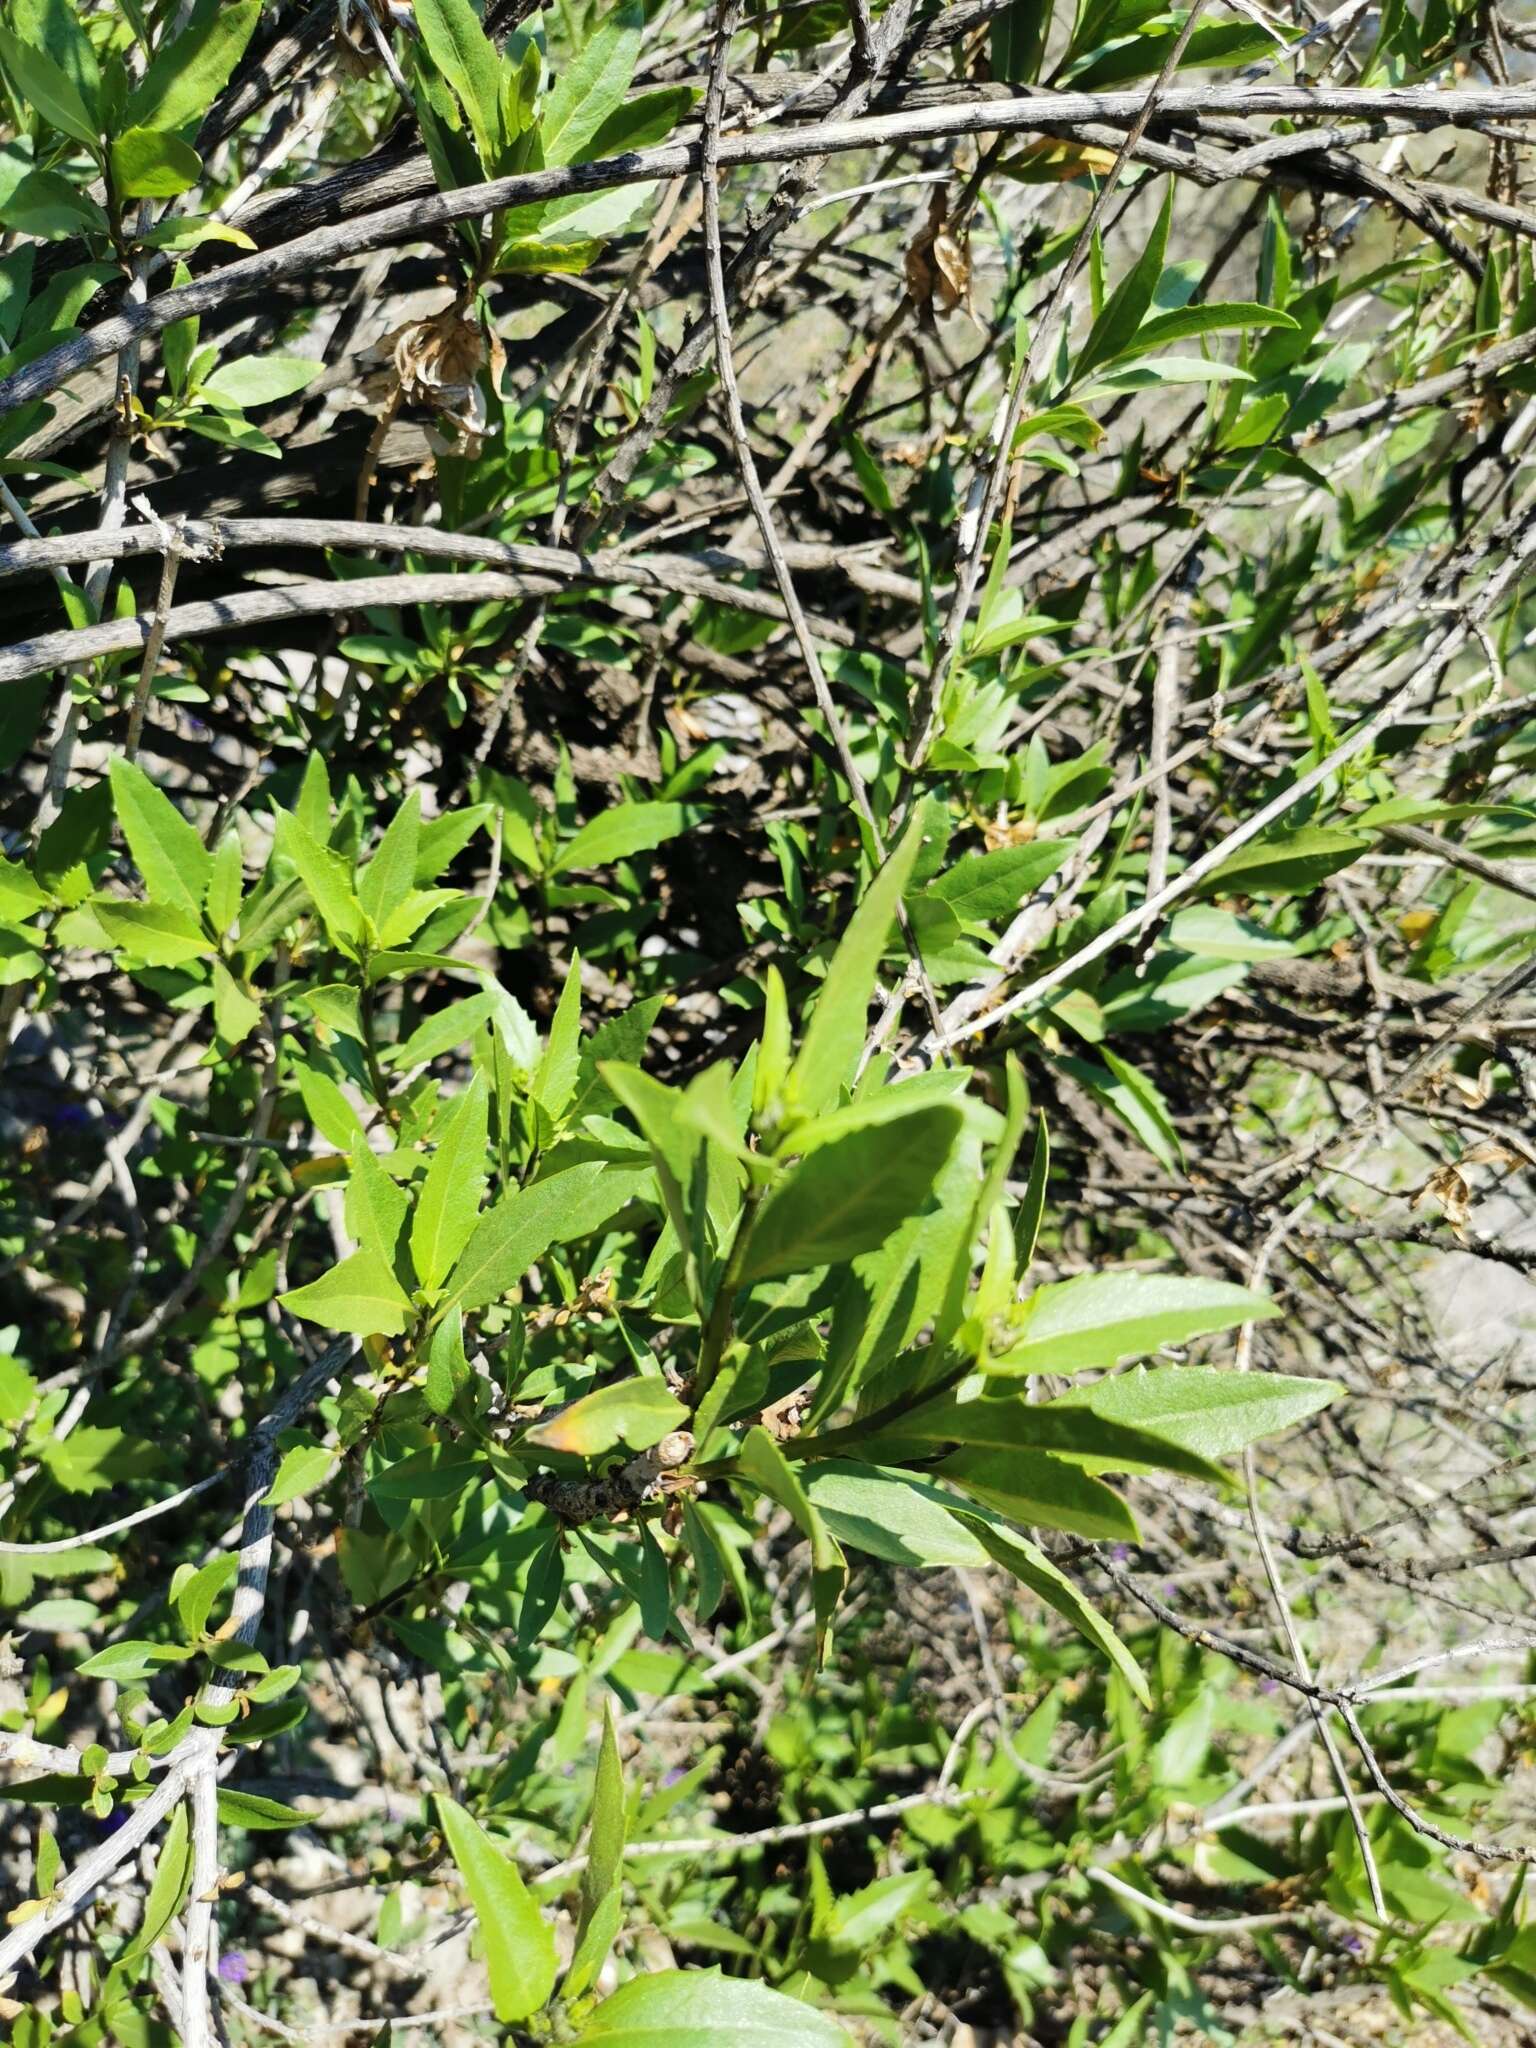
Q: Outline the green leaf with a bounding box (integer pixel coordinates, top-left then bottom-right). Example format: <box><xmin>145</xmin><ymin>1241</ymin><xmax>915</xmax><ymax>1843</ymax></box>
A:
<box><xmin>215</xmin><ymin>1789</ymin><xmax>310</xmax><ymax>1830</ymax></box>
<box><xmin>1057</xmin><ymin>1051</ymin><xmax>1182</xmax><ymax>1172</ymax></box>
<box><xmin>108</xmin><ymin>758</ymin><xmax>213</xmax><ymax>920</ymax></box>
<box><xmin>966</xmin><ymin>1522</ymin><xmax>1150</xmax><ymax>1707</ymax></box>
<box><xmin>358</xmin><ymin>791</ymin><xmax>422</xmax><ymax>935</ymax></box>
<box><xmin>0</xmin><ymin>169</ymin><xmax>109</xmax><ymax>239</ymax></box>
<box><xmin>734</xmin><ymin>1427</ymin><xmax>845</xmax><ymax>1666</ymax></box>
<box><xmin>412</xmin><ymin>0</ymin><xmax>504</xmax><ymax>167</ymax></box>
<box><xmin>599</xmin><ymin>1062</ymin><xmax>723</xmax><ymax>1311</ymax></box>
<box><xmin>554</xmin><ymin>800</ymin><xmax>695</xmax><ymax>874</ymax></box>
<box><xmin>109</xmin><ymin>126</ymin><xmax>202</xmax><ymax>197</ymax></box>
<box><xmin>991</xmin><ymin>0</ymin><xmax>1050</xmax><ymax>82</ymax></box>
<box><xmin>586</xmin><ymin>83</ymin><xmax>695</xmax><ymax>158</ymax></box>
<box><xmin>1050</xmin><ymin>1363</ymin><xmax>1338</xmax><ymax>1460</ymax></box>
<box><xmin>802</xmin><ymin>1463</ymin><xmax>991</xmax><ymax>1567</ymax></box>
<box><xmin>92</xmin><ymin>897</ymin><xmax>207</xmax><ymax>967</ymax></box>
<box><xmin>1205</xmin><ymin>825</ymin><xmax>1371</xmax><ymax>898</ymax></box>
<box><xmin>200</xmin><ymin>353</ymin><xmax>322</xmax><ymax>410</ymax></box>
<box><xmin>939</xmin><ymin>1446</ymin><xmax>1136</xmax><ymax>1541</ymax></box>
<box><xmin>1075</xmin><ymin>181</ymin><xmax>1173</xmax><ymax>379</ymax></box>
<box><xmin>1014</xmin><ymin>1109</ymin><xmax>1049</xmax><ymax>1274</ymax></box>
<box><xmin>173</xmin><ymin>1552</ymin><xmax>238</xmax><ymax>1641</ymax></box>
<box><xmin>0</xmin><ymin>24</ymin><xmax>98</xmax><ymax>146</ymax></box>
<box><xmin>523</xmin><ymin>1377</ymin><xmax>686</xmax><ymax>1457</ymax></box>
<box><xmin>986</xmin><ymin>1269</ymin><xmax>1277</xmax><ymax>1377</ymax></box>
<box><xmin>437</xmin><ymin>1795</ymin><xmax>557</xmax><ymax>2024</ymax></box>
<box><xmin>423</xmin><ymin>1306</ymin><xmax>471</xmax><ymax>1415</ymax></box>
<box><xmin>276</xmin><ymin>813</ymin><xmax>363</xmax><ymax>946</ymax></box>
<box><xmin>740</xmin><ymin>1105</ymin><xmax>962</xmax><ymax>1283</ymax></box>
<box><xmin>211</xmin><ymin>960</ymin><xmax>260</xmax><ymax>1047</ymax></box>
<box><xmin>850</xmin><ymin>1382</ymin><xmax>1228</xmax><ymax>1485</ymax></box>
<box><xmin>9</xmin><ymin>0</ymin><xmax>99</xmax><ymax>116</ymax></box>
<box><xmin>412</xmin><ymin>1074</ymin><xmax>489</xmax><ymax>1295</ymax></box>
<box><xmin>928</xmin><ymin>838</ymin><xmax>1072</xmax><ymax>923</ymax></box>
<box><xmin>119</xmin><ymin>1802</ymin><xmax>190</xmax><ymax>1963</ymax></box>
<box><xmin>539</xmin><ymin>2</ymin><xmax>643</xmax><ymax>167</ymax></box>
<box><xmin>811</xmin><ymin>1111</ymin><xmax>984</xmax><ymax>1425</ymax></box>
<box><xmin>280</xmin><ymin>1247</ymin><xmax>415</xmax><ymax>1337</ymax></box>
<box><xmin>345</xmin><ymin>1142</ymin><xmax>410</xmax><ymax>1264</ymax></box>
<box><xmin>532</xmin><ymin>950</ymin><xmax>583</xmax><ymax>1122</ymax></box>
<box><xmin>263</xmin><ymin>1443</ymin><xmax>337</xmax><ymax>1508</ymax></box>
<box><xmin>445</xmin><ymin>1161</ymin><xmax>648</xmax><ymax>1312</ymax></box>
<box><xmin>77</xmin><ymin>1640</ymin><xmax>192</xmax><ymax>1683</ymax></box>
<box><xmin>1105</xmin><ymin>300</ymin><xmax>1297</xmax><ymax>365</ymax></box>
<box><xmin>786</xmin><ymin>812</ymin><xmax>929</xmax><ymax>1119</ymax></box>
<box><xmin>566</xmin><ymin>1700</ymin><xmax>627</xmax><ymax>1999</ymax></box>
<box><xmin>570</xmin><ymin>1968</ymin><xmax>855</xmax><ymax>2047</ymax></box>
<box><xmin>385</xmin><ymin>990</ymin><xmax>499</xmax><ymax>1070</ymax></box>
<box><xmin>123</xmin><ymin>0</ymin><xmax>261</xmax><ymax>134</ymax></box>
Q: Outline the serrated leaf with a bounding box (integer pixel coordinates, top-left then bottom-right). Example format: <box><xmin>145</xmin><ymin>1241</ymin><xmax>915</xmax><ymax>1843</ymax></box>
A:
<box><xmin>358</xmin><ymin>792</ymin><xmax>421</xmax><ymax>935</ymax></box>
<box><xmin>413</xmin><ymin>0</ymin><xmax>504</xmax><ymax>167</ymax></box>
<box><xmin>554</xmin><ymin>801</ymin><xmax>695</xmax><ymax>874</ymax></box>
<box><xmin>928</xmin><ymin>838</ymin><xmax>1072</xmax><ymax>923</ymax></box>
<box><xmin>445</xmin><ymin>1161</ymin><xmax>649</xmax><ymax>1312</ymax></box>
<box><xmin>539</xmin><ymin>2</ymin><xmax>643</xmax><ymax>167</ymax></box>
<box><xmin>92</xmin><ymin>897</ymin><xmax>207</xmax><ymax>966</ymax></box>
<box><xmin>108</xmin><ymin>758</ymin><xmax>213</xmax><ymax>920</ymax></box>
<box><xmin>423</xmin><ymin>1306</ymin><xmax>471</xmax><ymax>1415</ymax></box>
<box><xmin>276</xmin><ymin>813</ymin><xmax>362</xmax><ymax>946</ymax></box>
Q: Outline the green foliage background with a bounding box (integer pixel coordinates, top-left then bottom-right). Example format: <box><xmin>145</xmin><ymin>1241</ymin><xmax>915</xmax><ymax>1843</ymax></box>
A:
<box><xmin>1</xmin><ymin>0</ymin><xmax>1535</xmax><ymax>2041</ymax></box>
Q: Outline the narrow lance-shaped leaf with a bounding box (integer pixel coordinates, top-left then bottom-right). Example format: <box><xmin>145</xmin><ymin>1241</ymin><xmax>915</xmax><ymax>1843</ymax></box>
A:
<box><xmin>412</xmin><ymin>0</ymin><xmax>504</xmax><ymax>168</ymax></box>
<box><xmin>564</xmin><ymin>1700</ymin><xmax>627</xmax><ymax>2000</ymax></box>
<box><xmin>412</xmin><ymin>1074</ymin><xmax>489</xmax><ymax>1296</ymax></box>
<box><xmin>109</xmin><ymin>758</ymin><xmax>214</xmax><ymax>921</ymax></box>
<box><xmin>437</xmin><ymin>1795</ymin><xmax>557</xmax><ymax>2024</ymax></box>
<box><xmin>784</xmin><ymin>811</ymin><xmax>929</xmax><ymax>1121</ymax></box>
<box><xmin>987</xmin><ymin>1269</ymin><xmax>1278</xmax><ymax>1377</ymax></box>
<box><xmin>539</xmin><ymin>1</ymin><xmax>643</xmax><ymax>167</ymax></box>
<box><xmin>1074</xmin><ymin>179</ymin><xmax>1173</xmax><ymax>380</ymax></box>
<box><xmin>123</xmin><ymin>0</ymin><xmax>261</xmax><ymax>133</ymax></box>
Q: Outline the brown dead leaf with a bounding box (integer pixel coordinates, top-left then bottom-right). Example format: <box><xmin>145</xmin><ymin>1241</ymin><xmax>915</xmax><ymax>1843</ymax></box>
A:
<box><xmin>376</xmin><ymin>306</ymin><xmax>498</xmax><ymax>452</ymax></box>
<box><xmin>906</xmin><ymin>189</ymin><xmax>975</xmax><ymax>327</ymax></box>
<box><xmin>1411</xmin><ymin>1163</ymin><xmax>1472</xmax><ymax>1236</ymax></box>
